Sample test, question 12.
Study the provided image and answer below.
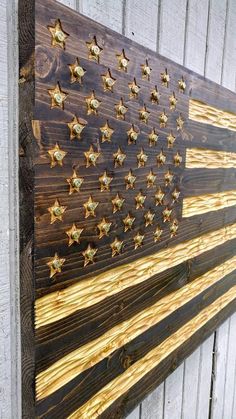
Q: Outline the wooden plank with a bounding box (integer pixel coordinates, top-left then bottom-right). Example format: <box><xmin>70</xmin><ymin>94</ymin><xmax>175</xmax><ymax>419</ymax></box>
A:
<box><xmin>196</xmin><ymin>336</ymin><xmax>214</xmax><ymax>419</ymax></box>
<box><xmin>222</xmin><ymin>313</ymin><xmax>236</xmax><ymax>419</ymax></box>
<box><xmin>58</xmin><ymin>0</ymin><xmax>76</xmax><ymax>8</ymax></box>
<box><xmin>79</xmin><ymin>0</ymin><xmax>123</xmax><ymax>33</ymax></box>
<box><xmin>141</xmin><ymin>384</ymin><xmax>164</xmax><ymax>419</ymax></box>
<box><xmin>181</xmin><ymin>349</ymin><xmax>201</xmax><ymax>419</ymax></box>
<box><xmin>163</xmin><ymin>367</ymin><xmax>184</xmax><ymax>419</ymax></box>
<box><xmin>127</xmin><ymin>406</ymin><xmax>140</xmax><ymax>419</ymax></box>
<box><xmin>221</xmin><ymin>0</ymin><xmax>236</xmax><ymax>89</ymax></box>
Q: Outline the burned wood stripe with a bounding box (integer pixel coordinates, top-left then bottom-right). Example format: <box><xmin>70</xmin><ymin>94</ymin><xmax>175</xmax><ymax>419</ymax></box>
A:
<box><xmin>182</xmin><ymin>168</ymin><xmax>236</xmax><ymax>196</ymax></box>
<box><xmin>182</xmin><ymin>191</ymin><xmax>236</xmax><ymax>217</ymax></box>
<box><xmin>189</xmin><ymin>99</ymin><xmax>236</xmax><ymax>132</ymax></box>
<box><xmin>186</xmin><ymin>147</ymin><xmax>236</xmax><ymax>168</ymax></box>
<box><xmin>35</xmin><ymin>222</ymin><xmax>236</xmax><ymax>328</ymax></box>
<box><xmin>68</xmin><ymin>286</ymin><xmax>236</xmax><ymax>419</ymax></box>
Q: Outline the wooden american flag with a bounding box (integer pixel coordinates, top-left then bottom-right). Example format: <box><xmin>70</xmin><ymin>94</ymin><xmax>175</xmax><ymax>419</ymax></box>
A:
<box><xmin>19</xmin><ymin>0</ymin><xmax>236</xmax><ymax>417</ymax></box>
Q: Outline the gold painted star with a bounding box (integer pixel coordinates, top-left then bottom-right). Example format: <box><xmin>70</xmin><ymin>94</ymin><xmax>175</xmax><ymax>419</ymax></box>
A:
<box><xmin>67</xmin><ymin>170</ymin><xmax>84</xmax><ymax>195</ymax></box>
<box><xmin>155</xmin><ymin>187</ymin><xmax>165</xmax><ymax>206</ymax></box>
<box><xmin>137</xmin><ymin>148</ymin><xmax>148</xmax><ymax>168</ymax></box>
<box><xmin>68</xmin><ymin>115</ymin><xmax>87</xmax><ymax>140</ymax></box>
<box><xmin>48</xmin><ymin>143</ymin><xmax>67</xmax><ymax>168</ymax></box>
<box><xmin>176</xmin><ymin>114</ymin><xmax>184</xmax><ymax>130</ymax></box>
<box><xmin>48</xmin><ymin>19</ymin><xmax>69</xmax><ymax>49</ymax></box>
<box><xmin>123</xmin><ymin>213</ymin><xmax>135</xmax><ymax>232</ymax></box>
<box><xmin>169</xmin><ymin>92</ymin><xmax>177</xmax><ymax>110</ymax></box>
<box><xmin>165</xmin><ymin>170</ymin><xmax>174</xmax><ymax>186</ymax></box>
<box><xmin>159</xmin><ymin>110</ymin><xmax>168</xmax><ymax>128</ymax></box>
<box><xmin>157</xmin><ymin>150</ymin><xmax>166</xmax><ymax>166</ymax></box>
<box><xmin>178</xmin><ymin>76</ymin><xmax>186</xmax><ymax>92</ymax></box>
<box><xmin>154</xmin><ymin>226</ymin><xmax>163</xmax><ymax>242</ymax></box>
<box><xmin>163</xmin><ymin>207</ymin><xmax>172</xmax><ymax>222</ymax></box>
<box><xmin>83</xmin><ymin>195</ymin><xmax>99</xmax><ymax>218</ymax></box>
<box><xmin>172</xmin><ymin>188</ymin><xmax>180</xmax><ymax>202</ymax></box>
<box><xmin>149</xmin><ymin>128</ymin><xmax>158</xmax><ymax>146</ymax></box>
<box><xmin>167</xmin><ymin>132</ymin><xmax>176</xmax><ymax>148</ymax></box>
<box><xmin>174</xmin><ymin>152</ymin><xmax>183</xmax><ymax>166</ymax></box>
<box><xmin>66</xmin><ymin>223</ymin><xmax>83</xmax><ymax>246</ymax></box>
<box><xmin>47</xmin><ymin>253</ymin><xmax>65</xmax><ymax>279</ymax></box>
<box><xmin>116</xmin><ymin>49</ymin><xmax>129</xmax><ymax>71</ymax></box>
<box><xmin>139</xmin><ymin>105</ymin><xmax>150</xmax><ymax>123</ymax></box>
<box><xmin>170</xmin><ymin>219</ymin><xmax>179</xmax><ymax>237</ymax></box>
<box><xmin>48</xmin><ymin>82</ymin><xmax>67</xmax><ymax>109</ymax></box>
<box><xmin>146</xmin><ymin>169</ymin><xmax>156</xmax><ymax>188</ymax></box>
<box><xmin>84</xmin><ymin>145</ymin><xmax>100</xmax><ymax>168</ymax></box>
<box><xmin>101</xmin><ymin>68</ymin><xmax>116</xmax><ymax>92</ymax></box>
<box><xmin>113</xmin><ymin>147</ymin><xmax>126</xmax><ymax>167</ymax></box>
<box><xmin>161</xmin><ymin>68</ymin><xmax>170</xmax><ymax>87</ymax></box>
<box><xmin>86</xmin><ymin>91</ymin><xmax>101</xmax><ymax>115</ymax></box>
<box><xmin>99</xmin><ymin>170</ymin><xmax>113</xmax><ymax>191</ymax></box>
<box><xmin>100</xmin><ymin>121</ymin><xmax>114</xmax><ymax>142</ymax></box>
<box><xmin>115</xmin><ymin>98</ymin><xmax>128</xmax><ymax>120</ymax></box>
<box><xmin>86</xmin><ymin>36</ymin><xmax>103</xmax><ymax>63</ymax></box>
<box><xmin>97</xmin><ymin>218</ymin><xmax>112</xmax><ymax>239</ymax></box>
<box><xmin>141</xmin><ymin>59</ymin><xmax>152</xmax><ymax>80</ymax></box>
<box><xmin>111</xmin><ymin>237</ymin><xmax>123</xmax><ymax>257</ymax></box>
<box><xmin>127</xmin><ymin>125</ymin><xmax>139</xmax><ymax>145</ymax></box>
<box><xmin>128</xmin><ymin>78</ymin><xmax>140</xmax><ymax>98</ymax></box>
<box><xmin>135</xmin><ymin>191</ymin><xmax>146</xmax><ymax>209</ymax></box>
<box><xmin>150</xmin><ymin>86</ymin><xmax>161</xmax><ymax>103</ymax></box>
<box><xmin>134</xmin><ymin>232</ymin><xmax>144</xmax><ymax>249</ymax></box>
<box><xmin>69</xmin><ymin>58</ymin><xmax>86</xmax><ymax>83</ymax></box>
<box><xmin>144</xmin><ymin>210</ymin><xmax>155</xmax><ymax>227</ymax></box>
<box><xmin>125</xmin><ymin>170</ymin><xmax>136</xmax><ymax>189</ymax></box>
<box><xmin>48</xmin><ymin>199</ymin><xmax>66</xmax><ymax>224</ymax></box>
<box><xmin>82</xmin><ymin>244</ymin><xmax>98</xmax><ymax>267</ymax></box>
<box><xmin>112</xmin><ymin>193</ymin><xmax>125</xmax><ymax>213</ymax></box>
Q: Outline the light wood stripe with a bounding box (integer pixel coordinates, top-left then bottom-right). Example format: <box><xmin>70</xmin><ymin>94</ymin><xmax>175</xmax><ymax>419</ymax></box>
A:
<box><xmin>186</xmin><ymin>148</ymin><xmax>236</xmax><ymax>169</ymax></box>
<box><xmin>36</xmin><ymin>255</ymin><xmax>236</xmax><ymax>400</ymax></box>
<box><xmin>35</xmin><ymin>223</ymin><xmax>236</xmax><ymax>329</ymax></box>
<box><xmin>68</xmin><ymin>286</ymin><xmax>236</xmax><ymax>419</ymax></box>
<box><xmin>183</xmin><ymin>191</ymin><xmax>236</xmax><ymax>217</ymax></box>
<box><xmin>189</xmin><ymin>99</ymin><xmax>236</xmax><ymax>131</ymax></box>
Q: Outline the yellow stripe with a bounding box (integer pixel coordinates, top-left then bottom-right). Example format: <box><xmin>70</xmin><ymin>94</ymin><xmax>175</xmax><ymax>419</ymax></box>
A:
<box><xmin>68</xmin><ymin>286</ymin><xmax>236</xmax><ymax>418</ymax></box>
<box><xmin>189</xmin><ymin>99</ymin><xmax>236</xmax><ymax>131</ymax></box>
<box><xmin>186</xmin><ymin>148</ymin><xmax>236</xmax><ymax>169</ymax></box>
<box><xmin>35</xmin><ymin>223</ymin><xmax>236</xmax><ymax>329</ymax></box>
<box><xmin>183</xmin><ymin>191</ymin><xmax>236</xmax><ymax>217</ymax></box>
<box><xmin>36</xmin><ymin>255</ymin><xmax>236</xmax><ymax>400</ymax></box>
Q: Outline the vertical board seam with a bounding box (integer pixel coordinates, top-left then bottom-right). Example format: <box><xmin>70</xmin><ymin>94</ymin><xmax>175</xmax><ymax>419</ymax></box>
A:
<box><xmin>220</xmin><ymin>0</ymin><xmax>229</xmax><ymax>85</ymax></box>
<box><xmin>204</xmin><ymin>0</ymin><xmax>211</xmax><ymax>77</ymax></box>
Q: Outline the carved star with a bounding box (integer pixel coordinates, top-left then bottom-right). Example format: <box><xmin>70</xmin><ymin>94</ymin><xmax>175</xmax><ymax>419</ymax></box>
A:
<box><xmin>100</xmin><ymin>121</ymin><xmax>114</xmax><ymax>142</ymax></box>
<box><xmin>99</xmin><ymin>170</ymin><xmax>113</xmax><ymax>191</ymax></box>
<box><xmin>48</xmin><ymin>19</ymin><xmax>69</xmax><ymax>49</ymax></box>
<box><xmin>48</xmin><ymin>143</ymin><xmax>67</xmax><ymax>168</ymax></box>
<box><xmin>157</xmin><ymin>150</ymin><xmax>166</xmax><ymax>166</ymax></box>
<box><xmin>112</xmin><ymin>193</ymin><xmax>125</xmax><ymax>213</ymax></box>
<box><xmin>125</xmin><ymin>170</ymin><xmax>136</xmax><ymax>189</ymax></box>
<box><xmin>127</xmin><ymin>125</ymin><xmax>139</xmax><ymax>145</ymax></box>
<box><xmin>135</xmin><ymin>192</ymin><xmax>146</xmax><ymax>209</ymax></box>
<box><xmin>47</xmin><ymin>253</ymin><xmax>65</xmax><ymax>279</ymax></box>
<box><xmin>169</xmin><ymin>92</ymin><xmax>177</xmax><ymax>110</ymax></box>
<box><xmin>48</xmin><ymin>199</ymin><xmax>66</xmax><ymax>224</ymax></box>
<box><xmin>141</xmin><ymin>59</ymin><xmax>152</xmax><ymax>80</ymax></box>
<box><xmin>123</xmin><ymin>213</ymin><xmax>135</xmax><ymax>232</ymax></box>
<box><xmin>155</xmin><ymin>187</ymin><xmax>165</xmax><ymax>206</ymax></box>
<box><xmin>101</xmin><ymin>69</ymin><xmax>116</xmax><ymax>92</ymax></box>
<box><xmin>174</xmin><ymin>152</ymin><xmax>183</xmax><ymax>166</ymax></box>
<box><xmin>170</xmin><ymin>219</ymin><xmax>179</xmax><ymax>237</ymax></box>
<box><xmin>167</xmin><ymin>132</ymin><xmax>176</xmax><ymax>148</ymax></box>
<box><xmin>86</xmin><ymin>91</ymin><xmax>101</xmax><ymax>115</ymax></box>
<box><xmin>67</xmin><ymin>170</ymin><xmax>84</xmax><ymax>195</ymax></box>
<box><xmin>149</xmin><ymin>128</ymin><xmax>158</xmax><ymax>146</ymax></box>
<box><xmin>176</xmin><ymin>115</ymin><xmax>184</xmax><ymax>130</ymax></box>
<box><xmin>146</xmin><ymin>169</ymin><xmax>156</xmax><ymax>188</ymax></box>
<box><xmin>86</xmin><ymin>37</ymin><xmax>103</xmax><ymax>62</ymax></box>
<box><xmin>144</xmin><ymin>210</ymin><xmax>155</xmax><ymax>227</ymax></box>
<box><xmin>163</xmin><ymin>207</ymin><xmax>172</xmax><ymax>222</ymax></box>
<box><xmin>66</xmin><ymin>223</ymin><xmax>83</xmax><ymax>246</ymax></box>
<box><xmin>150</xmin><ymin>86</ymin><xmax>161</xmax><ymax>103</ymax></box>
<box><xmin>48</xmin><ymin>83</ymin><xmax>67</xmax><ymax>109</ymax></box>
<box><xmin>83</xmin><ymin>195</ymin><xmax>99</xmax><ymax>218</ymax></box>
<box><xmin>134</xmin><ymin>232</ymin><xmax>144</xmax><ymax>249</ymax></box>
<box><xmin>115</xmin><ymin>98</ymin><xmax>128</xmax><ymax>120</ymax></box>
<box><xmin>159</xmin><ymin>111</ymin><xmax>168</xmax><ymax>128</ymax></box>
<box><xmin>139</xmin><ymin>105</ymin><xmax>150</xmax><ymax>123</ymax></box>
<box><xmin>111</xmin><ymin>237</ymin><xmax>123</xmax><ymax>257</ymax></box>
<box><xmin>97</xmin><ymin>218</ymin><xmax>112</xmax><ymax>239</ymax></box>
<box><xmin>178</xmin><ymin>76</ymin><xmax>186</xmax><ymax>92</ymax></box>
<box><xmin>116</xmin><ymin>49</ymin><xmax>129</xmax><ymax>71</ymax></box>
<box><xmin>137</xmin><ymin>148</ymin><xmax>148</xmax><ymax>168</ymax></box>
<box><xmin>128</xmin><ymin>78</ymin><xmax>140</xmax><ymax>98</ymax></box>
<box><xmin>113</xmin><ymin>147</ymin><xmax>126</xmax><ymax>167</ymax></box>
<box><xmin>161</xmin><ymin>68</ymin><xmax>170</xmax><ymax>87</ymax></box>
<box><xmin>82</xmin><ymin>244</ymin><xmax>98</xmax><ymax>267</ymax></box>
<box><xmin>68</xmin><ymin>115</ymin><xmax>87</xmax><ymax>140</ymax></box>
<box><xmin>154</xmin><ymin>226</ymin><xmax>163</xmax><ymax>242</ymax></box>
<box><xmin>165</xmin><ymin>170</ymin><xmax>174</xmax><ymax>186</ymax></box>
<box><xmin>69</xmin><ymin>58</ymin><xmax>86</xmax><ymax>83</ymax></box>
<box><xmin>84</xmin><ymin>145</ymin><xmax>100</xmax><ymax>168</ymax></box>
<box><xmin>172</xmin><ymin>188</ymin><xmax>180</xmax><ymax>202</ymax></box>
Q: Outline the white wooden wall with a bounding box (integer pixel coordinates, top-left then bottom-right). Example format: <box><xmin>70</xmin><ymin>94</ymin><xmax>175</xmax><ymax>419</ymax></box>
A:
<box><xmin>0</xmin><ymin>0</ymin><xmax>236</xmax><ymax>418</ymax></box>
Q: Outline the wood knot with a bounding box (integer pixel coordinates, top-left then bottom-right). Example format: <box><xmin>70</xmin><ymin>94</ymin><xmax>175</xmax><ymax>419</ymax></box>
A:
<box><xmin>121</xmin><ymin>354</ymin><xmax>133</xmax><ymax>370</ymax></box>
<box><xmin>35</xmin><ymin>45</ymin><xmax>57</xmax><ymax>79</ymax></box>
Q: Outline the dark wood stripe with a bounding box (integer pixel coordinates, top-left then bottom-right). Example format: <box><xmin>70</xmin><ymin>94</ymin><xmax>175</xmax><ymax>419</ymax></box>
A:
<box><xmin>182</xmin><ymin>168</ymin><xmax>236</xmax><ymax>196</ymax></box>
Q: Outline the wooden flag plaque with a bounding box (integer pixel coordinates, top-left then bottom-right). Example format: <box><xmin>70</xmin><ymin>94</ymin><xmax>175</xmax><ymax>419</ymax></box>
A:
<box><xmin>19</xmin><ymin>0</ymin><xmax>236</xmax><ymax>417</ymax></box>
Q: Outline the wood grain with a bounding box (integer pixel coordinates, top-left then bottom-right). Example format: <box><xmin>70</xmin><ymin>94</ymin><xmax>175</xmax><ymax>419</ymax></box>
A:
<box><xmin>186</xmin><ymin>147</ymin><xmax>236</xmax><ymax>169</ymax></box>
<box><xmin>189</xmin><ymin>99</ymin><xmax>236</xmax><ymax>131</ymax></box>
<box><xmin>182</xmin><ymin>191</ymin><xmax>236</xmax><ymax>217</ymax></box>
